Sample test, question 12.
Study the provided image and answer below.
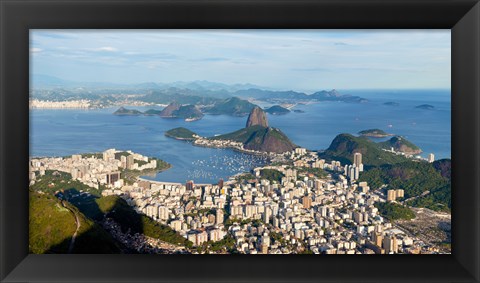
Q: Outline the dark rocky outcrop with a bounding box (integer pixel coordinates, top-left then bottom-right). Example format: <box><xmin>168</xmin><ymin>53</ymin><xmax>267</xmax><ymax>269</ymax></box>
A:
<box><xmin>246</xmin><ymin>106</ymin><xmax>269</xmax><ymax>128</ymax></box>
<box><xmin>159</xmin><ymin>102</ymin><xmax>181</xmax><ymax>117</ymax></box>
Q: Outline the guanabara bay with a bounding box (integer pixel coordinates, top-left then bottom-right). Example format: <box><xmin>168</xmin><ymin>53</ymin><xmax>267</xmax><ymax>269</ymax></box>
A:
<box><xmin>29</xmin><ymin>29</ymin><xmax>451</xmax><ymax>254</ymax></box>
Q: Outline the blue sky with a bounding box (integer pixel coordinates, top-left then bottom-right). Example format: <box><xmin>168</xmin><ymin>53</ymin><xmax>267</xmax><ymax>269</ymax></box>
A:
<box><xmin>30</xmin><ymin>30</ymin><xmax>451</xmax><ymax>92</ymax></box>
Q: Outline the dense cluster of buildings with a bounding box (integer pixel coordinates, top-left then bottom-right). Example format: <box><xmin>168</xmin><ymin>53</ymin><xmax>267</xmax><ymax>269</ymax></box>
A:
<box><xmin>193</xmin><ymin>136</ymin><xmax>287</xmax><ymax>158</ymax></box>
<box><xmin>30</xmin><ymin>148</ymin><xmax>443</xmax><ymax>254</ymax></box>
<box><xmin>29</xmin><ymin>149</ymin><xmax>157</xmax><ymax>189</ymax></box>
<box><xmin>30</xmin><ymin>99</ymin><xmax>91</xmax><ymax>109</ymax></box>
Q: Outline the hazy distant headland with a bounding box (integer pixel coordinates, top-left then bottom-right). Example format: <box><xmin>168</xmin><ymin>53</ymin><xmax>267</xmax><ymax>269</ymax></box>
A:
<box><xmin>30</xmin><ymin>76</ymin><xmax>368</xmax><ymax>111</ymax></box>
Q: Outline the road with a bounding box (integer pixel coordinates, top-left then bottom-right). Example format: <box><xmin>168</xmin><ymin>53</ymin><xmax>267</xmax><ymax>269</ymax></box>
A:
<box><xmin>61</xmin><ymin>201</ymin><xmax>81</xmax><ymax>253</ymax></box>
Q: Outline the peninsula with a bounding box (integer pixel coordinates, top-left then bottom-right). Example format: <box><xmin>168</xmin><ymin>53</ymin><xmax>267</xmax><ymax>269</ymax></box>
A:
<box><xmin>166</xmin><ymin>107</ymin><xmax>297</xmax><ymax>154</ymax></box>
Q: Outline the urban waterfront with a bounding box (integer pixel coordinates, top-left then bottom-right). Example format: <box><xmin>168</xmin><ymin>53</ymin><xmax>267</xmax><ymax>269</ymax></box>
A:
<box><xmin>30</xmin><ymin>89</ymin><xmax>450</xmax><ymax>184</ymax></box>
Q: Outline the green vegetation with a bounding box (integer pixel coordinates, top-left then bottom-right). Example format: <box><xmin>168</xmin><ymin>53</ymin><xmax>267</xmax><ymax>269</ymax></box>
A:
<box><xmin>29</xmin><ymin>191</ymin><xmax>77</xmax><ymax>253</ymax></box>
<box><xmin>30</xmin><ymin>170</ymin><xmax>104</xmax><ymax>197</ymax></box>
<box><xmin>212</xmin><ymin>125</ymin><xmax>296</xmax><ymax>153</ymax></box>
<box><xmin>173</xmin><ymin>105</ymin><xmax>204</xmax><ymax>119</ymax></box>
<box><xmin>433</xmin><ymin>159</ymin><xmax>452</xmax><ymax>180</ymax></box>
<box><xmin>270</xmin><ymin>231</ymin><xmax>287</xmax><ymax>245</ymax></box>
<box><xmin>407</xmin><ymin>184</ymin><xmax>451</xmax><ymax>212</ymax></box>
<box><xmin>265</xmin><ymin>105</ymin><xmax>290</xmax><ymax>115</ymax></box>
<box><xmin>206</xmin><ymin>97</ymin><xmax>257</xmax><ymax>116</ymax></box>
<box><xmin>358</xmin><ymin>129</ymin><xmax>391</xmax><ymax>137</ymax></box>
<box><xmin>165</xmin><ymin>127</ymin><xmax>198</xmax><ymax>141</ymax></box>
<box><xmin>298</xmin><ymin>167</ymin><xmax>328</xmax><ymax>179</ymax></box>
<box><xmin>81</xmin><ymin>153</ymin><xmax>103</xmax><ymax>159</ymax></box>
<box><xmin>95</xmin><ymin>196</ymin><xmax>192</xmax><ymax>247</ymax></box>
<box><xmin>260</xmin><ymin>169</ymin><xmax>284</xmax><ymax>183</ymax></box>
<box><xmin>144</xmin><ymin>109</ymin><xmax>162</xmax><ymax>115</ymax></box>
<box><xmin>29</xmin><ymin>190</ymin><xmax>121</xmax><ymax>254</ymax></box>
<box><xmin>358</xmin><ymin>161</ymin><xmax>449</xmax><ymax>201</ymax></box>
<box><xmin>152</xmin><ymin>157</ymin><xmax>171</xmax><ymax>171</ymax></box>
<box><xmin>195</xmin><ymin>235</ymin><xmax>236</xmax><ymax>253</ymax></box>
<box><xmin>319</xmin><ymin>133</ymin><xmax>410</xmax><ymax>166</ymax></box>
<box><xmin>113</xmin><ymin>107</ymin><xmax>143</xmax><ymax>115</ymax></box>
<box><xmin>114</xmin><ymin>104</ymin><xmax>203</xmax><ymax>120</ymax></box>
<box><xmin>136</xmin><ymin>159</ymin><xmax>148</xmax><ymax>166</ymax></box>
<box><xmin>114</xmin><ymin>151</ymin><xmax>130</xmax><ymax>159</ymax></box>
<box><xmin>375</xmin><ymin>202</ymin><xmax>415</xmax><ymax>220</ymax></box>
<box><xmin>235</xmin><ymin>172</ymin><xmax>256</xmax><ymax>183</ymax></box>
<box><xmin>211</xmin><ymin>125</ymin><xmax>266</xmax><ymax>143</ymax></box>
<box><xmin>379</xmin><ymin>136</ymin><xmax>422</xmax><ymax>154</ymax></box>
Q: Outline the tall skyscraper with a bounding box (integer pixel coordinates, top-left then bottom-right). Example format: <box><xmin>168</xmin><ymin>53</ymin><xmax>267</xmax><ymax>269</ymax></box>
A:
<box><xmin>383</xmin><ymin>235</ymin><xmax>398</xmax><ymax>254</ymax></box>
<box><xmin>186</xmin><ymin>180</ymin><xmax>194</xmax><ymax>190</ymax></box>
<box><xmin>126</xmin><ymin>155</ymin><xmax>134</xmax><ymax>170</ymax></box>
<box><xmin>428</xmin><ymin>153</ymin><xmax>435</xmax><ymax>163</ymax></box>
<box><xmin>354</xmin><ymin>152</ymin><xmax>362</xmax><ymax>167</ymax></box>
<box><xmin>387</xmin><ymin>189</ymin><xmax>396</xmax><ymax>202</ymax></box>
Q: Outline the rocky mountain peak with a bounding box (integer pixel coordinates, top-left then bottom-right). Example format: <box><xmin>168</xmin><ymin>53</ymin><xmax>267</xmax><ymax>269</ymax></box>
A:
<box><xmin>246</xmin><ymin>106</ymin><xmax>268</xmax><ymax>128</ymax></box>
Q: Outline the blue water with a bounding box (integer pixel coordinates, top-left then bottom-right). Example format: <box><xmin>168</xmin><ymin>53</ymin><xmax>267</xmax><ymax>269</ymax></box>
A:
<box><xmin>30</xmin><ymin>89</ymin><xmax>451</xmax><ymax>183</ymax></box>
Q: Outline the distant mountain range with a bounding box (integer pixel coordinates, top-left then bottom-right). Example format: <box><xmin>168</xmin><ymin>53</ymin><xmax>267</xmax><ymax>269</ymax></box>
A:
<box><xmin>32</xmin><ymin>74</ymin><xmax>368</xmax><ymax>105</ymax></box>
<box><xmin>113</xmin><ymin>103</ymin><xmax>204</xmax><ymax>120</ymax></box>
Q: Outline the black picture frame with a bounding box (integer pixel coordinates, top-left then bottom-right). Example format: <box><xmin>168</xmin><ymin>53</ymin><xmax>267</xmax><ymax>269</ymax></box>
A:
<box><xmin>1</xmin><ymin>0</ymin><xmax>479</xmax><ymax>282</ymax></box>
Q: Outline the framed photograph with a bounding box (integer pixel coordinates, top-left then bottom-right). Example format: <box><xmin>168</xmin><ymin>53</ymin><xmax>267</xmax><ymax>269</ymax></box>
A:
<box><xmin>1</xmin><ymin>0</ymin><xmax>479</xmax><ymax>282</ymax></box>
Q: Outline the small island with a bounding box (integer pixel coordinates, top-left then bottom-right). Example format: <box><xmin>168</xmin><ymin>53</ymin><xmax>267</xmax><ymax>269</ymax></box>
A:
<box><xmin>358</xmin><ymin>129</ymin><xmax>392</xmax><ymax>138</ymax></box>
<box><xmin>113</xmin><ymin>107</ymin><xmax>143</xmax><ymax>116</ymax></box>
<box><xmin>384</xmin><ymin>102</ymin><xmax>400</xmax><ymax>106</ymax></box>
<box><xmin>265</xmin><ymin>105</ymin><xmax>290</xmax><ymax>115</ymax></box>
<box><xmin>415</xmin><ymin>104</ymin><xmax>435</xmax><ymax>110</ymax></box>
<box><xmin>113</xmin><ymin>103</ymin><xmax>204</xmax><ymax>121</ymax></box>
<box><xmin>165</xmin><ymin>127</ymin><xmax>198</xmax><ymax>141</ymax></box>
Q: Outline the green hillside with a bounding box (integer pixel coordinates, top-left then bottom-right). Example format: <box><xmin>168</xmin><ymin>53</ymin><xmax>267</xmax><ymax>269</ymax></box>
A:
<box><xmin>319</xmin><ymin>133</ymin><xmax>409</xmax><ymax>166</ymax></box>
<box><xmin>144</xmin><ymin>109</ymin><xmax>162</xmax><ymax>115</ymax></box>
<box><xmin>358</xmin><ymin>129</ymin><xmax>391</xmax><ymax>137</ymax></box>
<box><xmin>29</xmin><ymin>191</ymin><xmax>77</xmax><ymax>253</ymax></box>
<box><xmin>211</xmin><ymin>125</ymin><xmax>266</xmax><ymax>143</ymax></box>
<box><xmin>206</xmin><ymin>97</ymin><xmax>257</xmax><ymax>116</ymax></box>
<box><xmin>98</xmin><ymin>196</ymin><xmax>193</xmax><ymax>247</ymax></box>
<box><xmin>173</xmin><ymin>104</ymin><xmax>204</xmax><ymax>119</ymax></box>
<box><xmin>75</xmin><ymin>195</ymin><xmax>192</xmax><ymax>247</ymax></box>
<box><xmin>30</xmin><ymin>170</ymin><xmax>104</xmax><ymax>196</ymax></box>
<box><xmin>211</xmin><ymin>125</ymin><xmax>296</xmax><ymax>153</ymax></box>
<box><xmin>379</xmin><ymin>136</ymin><xmax>422</xmax><ymax>154</ymax></box>
<box><xmin>113</xmin><ymin>107</ymin><xmax>143</xmax><ymax>115</ymax></box>
<box><xmin>358</xmin><ymin>161</ymin><xmax>451</xmax><ymax>211</ymax></box>
<box><xmin>265</xmin><ymin>105</ymin><xmax>290</xmax><ymax>115</ymax></box>
<box><xmin>29</xmin><ymin>190</ymin><xmax>121</xmax><ymax>254</ymax></box>
<box><xmin>165</xmin><ymin>127</ymin><xmax>198</xmax><ymax>140</ymax></box>
<box><xmin>375</xmin><ymin>202</ymin><xmax>415</xmax><ymax>220</ymax></box>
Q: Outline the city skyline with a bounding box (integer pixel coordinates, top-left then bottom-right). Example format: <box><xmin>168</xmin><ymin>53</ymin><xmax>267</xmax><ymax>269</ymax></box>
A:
<box><xmin>30</xmin><ymin>29</ymin><xmax>451</xmax><ymax>92</ymax></box>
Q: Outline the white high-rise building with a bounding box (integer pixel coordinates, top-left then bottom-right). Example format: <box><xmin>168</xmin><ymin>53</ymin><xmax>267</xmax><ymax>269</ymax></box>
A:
<box><xmin>354</xmin><ymin>152</ymin><xmax>362</xmax><ymax>167</ymax></box>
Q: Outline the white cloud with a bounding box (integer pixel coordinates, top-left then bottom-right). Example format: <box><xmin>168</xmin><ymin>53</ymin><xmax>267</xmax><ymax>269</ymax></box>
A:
<box><xmin>95</xmin><ymin>46</ymin><xmax>118</xmax><ymax>52</ymax></box>
<box><xmin>30</xmin><ymin>47</ymin><xmax>42</xmax><ymax>53</ymax></box>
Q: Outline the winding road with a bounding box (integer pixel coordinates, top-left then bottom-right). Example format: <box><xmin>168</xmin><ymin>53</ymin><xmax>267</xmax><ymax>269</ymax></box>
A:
<box><xmin>61</xmin><ymin>201</ymin><xmax>81</xmax><ymax>253</ymax></box>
